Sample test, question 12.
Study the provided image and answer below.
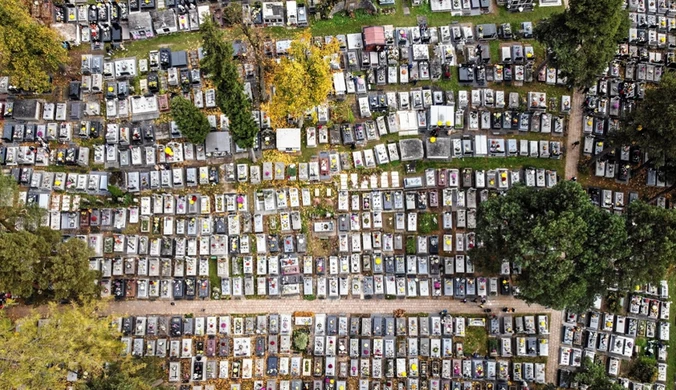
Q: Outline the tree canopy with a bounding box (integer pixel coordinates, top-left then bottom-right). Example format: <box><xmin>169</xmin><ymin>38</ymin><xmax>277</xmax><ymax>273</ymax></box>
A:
<box><xmin>628</xmin><ymin>356</ymin><xmax>658</xmax><ymax>383</ymax></box>
<box><xmin>471</xmin><ymin>181</ymin><xmax>625</xmax><ymax>312</ymax></box>
<box><xmin>609</xmin><ymin>72</ymin><xmax>676</xmax><ymax>168</ymax></box>
<box><xmin>0</xmin><ymin>227</ymin><xmax>99</xmax><ymax>303</ymax></box>
<box><xmin>616</xmin><ymin>200</ymin><xmax>676</xmax><ymax>289</ymax></box>
<box><xmin>0</xmin><ymin>303</ymin><xmax>123</xmax><ymax>389</ymax></box>
<box><xmin>574</xmin><ymin>358</ymin><xmax>625</xmax><ymax>390</ymax></box>
<box><xmin>77</xmin><ymin>358</ymin><xmax>173</xmax><ymax>390</ymax></box>
<box><xmin>0</xmin><ymin>173</ymin><xmax>45</xmax><ymax>231</ymax></box>
<box><xmin>170</xmin><ymin>95</ymin><xmax>211</xmax><ymax>145</ymax></box>
<box><xmin>535</xmin><ymin>0</ymin><xmax>629</xmax><ymax>88</ymax></box>
<box><xmin>0</xmin><ymin>0</ymin><xmax>69</xmax><ymax>93</ymax></box>
<box><xmin>471</xmin><ymin>181</ymin><xmax>676</xmax><ymax>312</ymax></box>
<box><xmin>264</xmin><ymin>33</ymin><xmax>339</xmax><ymax>128</ymax></box>
<box><xmin>201</xmin><ymin>19</ymin><xmax>259</xmax><ymax>149</ymax></box>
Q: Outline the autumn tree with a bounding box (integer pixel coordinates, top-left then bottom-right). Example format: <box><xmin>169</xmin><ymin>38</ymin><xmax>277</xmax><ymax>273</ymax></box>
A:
<box><xmin>0</xmin><ymin>227</ymin><xmax>99</xmax><ymax>303</ymax></box>
<box><xmin>0</xmin><ymin>0</ymin><xmax>69</xmax><ymax>93</ymax></box>
<box><xmin>170</xmin><ymin>95</ymin><xmax>211</xmax><ymax>144</ymax></box>
<box><xmin>77</xmin><ymin>358</ymin><xmax>173</xmax><ymax>390</ymax></box>
<box><xmin>471</xmin><ymin>181</ymin><xmax>626</xmax><ymax>312</ymax></box>
<box><xmin>264</xmin><ymin>33</ymin><xmax>339</xmax><ymax>128</ymax></box>
<box><xmin>0</xmin><ymin>303</ymin><xmax>123</xmax><ymax>389</ymax></box>
<box><xmin>535</xmin><ymin>0</ymin><xmax>629</xmax><ymax>88</ymax></box>
<box><xmin>201</xmin><ymin>19</ymin><xmax>259</xmax><ymax>148</ymax></box>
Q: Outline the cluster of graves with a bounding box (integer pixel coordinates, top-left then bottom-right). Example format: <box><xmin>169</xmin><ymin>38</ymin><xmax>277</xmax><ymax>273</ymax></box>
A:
<box><xmin>113</xmin><ymin>312</ymin><xmax>550</xmax><ymax>387</ymax></box>
<box><xmin>348</xmin><ymin>87</ymin><xmax>569</xmax><ymax>139</ymax></box>
<box><xmin>557</xmin><ymin>281</ymin><xmax>670</xmax><ymax>389</ymax></box>
<box><xmin>74</xmin><ymin>163</ymin><xmax>559</xmax><ymax>301</ymax></box>
<box><xmin>55</xmin><ymin>0</ymin><xmax>212</xmax><ymax>48</ymax></box>
<box><xmin>331</xmin><ymin>22</ymin><xmax>535</xmax><ymax>92</ymax></box>
<box><xmin>580</xmin><ymin>0</ymin><xmax>676</xmax><ymax>183</ymax></box>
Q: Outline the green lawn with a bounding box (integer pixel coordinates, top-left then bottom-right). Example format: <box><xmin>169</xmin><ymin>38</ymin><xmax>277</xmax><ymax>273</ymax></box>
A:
<box><xmin>463</xmin><ymin>324</ymin><xmax>489</xmax><ymax>356</ymax></box>
<box><xmin>208</xmin><ymin>257</ymin><xmax>221</xmax><ymax>298</ymax></box>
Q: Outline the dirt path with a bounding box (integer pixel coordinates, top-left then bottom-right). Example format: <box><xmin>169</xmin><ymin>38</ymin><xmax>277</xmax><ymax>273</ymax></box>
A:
<box><xmin>565</xmin><ymin>91</ymin><xmax>584</xmax><ymax>180</ymax></box>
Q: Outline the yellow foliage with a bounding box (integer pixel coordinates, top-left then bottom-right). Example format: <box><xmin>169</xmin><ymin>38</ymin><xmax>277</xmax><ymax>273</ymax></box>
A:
<box><xmin>261</xmin><ymin>149</ymin><xmax>298</xmax><ymax>165</ymax></box>
<box><xmin>264</xmin><ymin>32</ymin><xmax>340</xmax><ymax>129</ymax></box>
<box><xmin>0</xmin><ymin>302</ymin><xmax>123</xmax><ymax>389</ymax></box>
<box><xmin>0</xmin><ymin>0</ymin><xmax>69</xmax><ymax>93</ymax></box>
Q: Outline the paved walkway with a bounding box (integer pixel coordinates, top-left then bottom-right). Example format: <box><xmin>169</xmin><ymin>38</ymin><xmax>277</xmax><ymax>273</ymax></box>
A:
<box><xmin>10</xmin><ymin>296</ymin><xmax>562</xmax><ymax>383</ymax></box>
<box><xmin>565</xmin><ymin>90</ymin><xmax>585</xmax><ymax>180</ymax></box>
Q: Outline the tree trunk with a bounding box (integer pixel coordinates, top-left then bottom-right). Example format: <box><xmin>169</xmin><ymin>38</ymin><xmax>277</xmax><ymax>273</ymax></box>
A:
<box><xmin>648</xmin><ymin>181</ymin><xmax>676</xmax><ymax>203</ymax></box>
<box><xmin>632</xmin><ymin>158</ymin><xmax>654</xmax><ymax>175</ymax></box>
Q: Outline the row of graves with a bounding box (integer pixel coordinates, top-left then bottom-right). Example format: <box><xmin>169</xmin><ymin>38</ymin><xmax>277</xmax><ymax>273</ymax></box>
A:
<box><xmin>114</xmin><ymin>312</ymin><xmax>551</xmax><ymax>387</ymax></box>
<box><xmin>54</xmin><ymin>0</ymin><xmax>211</xmax><ymax>48</ymax></box>
<box><xmin>557</xmin><ymin>281</ymin><xmax>670</xmax><ymax>390</ymax></box>
<box><xmin>349</xmin><ymin>87</ymin><xmax>569</xmax><ymax>139</ymax></box>
<box><xmin>586</xmin><ymin>187</ymin><xmax>638</xmax><ymax>214</ymax></box>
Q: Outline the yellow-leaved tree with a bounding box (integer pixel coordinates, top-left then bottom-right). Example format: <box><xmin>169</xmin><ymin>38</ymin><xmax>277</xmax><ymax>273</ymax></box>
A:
<box><xmin>0</xmin><ymin>0</ymin><xmax>69</xmax><ymax>93</ymax></box>
<box><xmin>0</xmin><ymin>302</ymin><xmax>123</xmax><ymax>389</ymax></box>
<box><xmin>264</xmin><ymin>32</ymin><xmax>339</xmax><ymax>128</ymax></box>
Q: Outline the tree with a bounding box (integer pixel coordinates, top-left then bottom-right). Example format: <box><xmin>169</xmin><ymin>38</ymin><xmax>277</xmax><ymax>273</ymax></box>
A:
<box><xmin>0</xmin><ymin>230</ymin><xmax>49</xmax><ymax>298</ymax></box>
<box><xmin>615</xmin><ymin>201</ymin><xmax>676</xmax><ymax>289</ymax></box>
<box><xmin>222</xmin><ymin>2</ymin><xmax>270</xmax><ymax>102</ymax></box>
<box><xmin>0</xmin><ymin>0</ymin><xmax>69</xmax><ymax>93</ymax></box>
<box><xmin>36</xmin><ymin>233</ymin><xmax>100</xmax><ymax>302</ymax></box>
<box><xmin>0</xmin><ymin>303</ymin><xmax>123</xmax><ymax>389</ymax></box>
<box><xmin>535</xmin><ymin>0</ymin><xmax>629</xmax><ymax>88</ymax></box>
<box><xmin>170</xmin><ymin>95</ymin><xmax>211</xmax><ymax>144</ymax></box>
<box><xmin>628</xmin><ymin>356</ymin><xmax>658</xmax><ymax>383</ymax></box>
<box><xmin>609</xmin><ymin>72</ymin><xmax>676</xmax><ymax>168</ymax></box>
<box><xmin>574</xmin><ymin>358</ymin><xmax>625</xmax><ymax>390</ymax></box>
<box><xmin>471</xmin><ymin>181</ymin><xmax>626</xmax><ymax>312</ymax></box>
<box><xmin>264</xmin><ymin>33</ymin><xmax>339</xmax><ymax>128</ymax></box>
<box><xmin>0</xmin><ymin>173</ymin><xmax>45</xmax><ymax>232</ymax></box>
<box><xmin>201</xmin><ymin>19</ymin><xmax>259</xmax><ymax>149</ymax></box>
<box><xmin>292</xmin><ymin>329</ymin><xmax>309</xmax><ymax>352</ymax></box>
<box><xmin>0</xmin><ymin>227</ymin><xmax>99</xmax><ymax>303</ymax></box>
<box><xmin>77</xmin><ymin>358</ymin><xmax>173</xmax><ymax>390</ymax></box>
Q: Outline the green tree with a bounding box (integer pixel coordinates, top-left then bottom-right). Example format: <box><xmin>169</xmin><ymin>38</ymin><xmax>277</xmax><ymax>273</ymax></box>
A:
<box><xmin>574</xmin><ymin>358</ymin><xmax>625</xmax><ymax>390</ymax></box>
<box><xmin>609</xmin><ymin>72</ymin><xmax>676</xmax><ymax>168</ymax></box>
<box><xmin>0</xmin><ymin>0</ymin><xmax>69</xmax><ymax>93</ymax></box>
<box><xmin>471</xmin><ymin>181</ymin><xmax>626</xmax><ymax>312</ymax></box>
<box><xmin>615</xmin><ymin>201</ymin><xmax>676</xmax><ymax>288</ymax></box>
<box><xmin>292</xmin><ymin>329</ymin><xmax>309</xmax><ymax>352</ymax></box>
<box><xmin>0</xmin><ymin>173</ymin><xmax>45</xmax><ymax>231</ymax></box>
<box><xmin>170</xmin><ymin>95</ymin><xmax>211</xmax><ymax>144</ymax></box>
<box><xmin>200</xmin><ymin>19</ymin><xmax>258</xmax><ymax>149</ymax></box>
<box><xmin>0</xmin><ymin>230</ymin><xmax>49</xmax><ymax>298</ymax></box>
<box><xmin>0</xmin><ymin>303</ymin><xmax>123</xmax><ymax>389</ymax></box>
<box><xmin>535</xmin><ymin>0</ymin><xmax>629</xmax><ymax>88</ymax></box>
<box><xmin>628</xmin><ymin>356</ymin><xmax>658</xmax><ymax>383</ymax></box>
<box><xmin>0</xmin><ymin>228</ymin><xmax>99</xmax><ymax>303</ymax></box>
<box><xmin>36</xmin><ymin>233</ymin><xmax>100</xmax><ymax>302</ymax></box>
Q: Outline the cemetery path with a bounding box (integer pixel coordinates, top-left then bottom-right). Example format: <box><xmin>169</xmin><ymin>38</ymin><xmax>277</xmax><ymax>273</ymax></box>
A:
<box><xmin>8</xmin><ymin>296</ymin><xmax>563</xmax><ymax>383</ymax></box>
<box><xmin>565</xmin><ymin>90</ymin><xmax>585</xmax><ymax>180</ymax></box>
